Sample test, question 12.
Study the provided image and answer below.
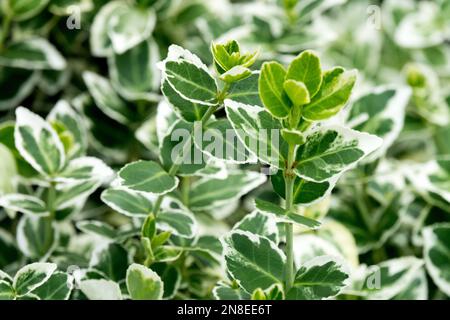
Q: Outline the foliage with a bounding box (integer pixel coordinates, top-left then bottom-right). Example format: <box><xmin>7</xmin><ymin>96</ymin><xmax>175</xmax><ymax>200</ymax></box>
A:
<box><xmin>0</xmin><ymin>0</ymin><xmax>449</xmax><ymax>300</ymax></box>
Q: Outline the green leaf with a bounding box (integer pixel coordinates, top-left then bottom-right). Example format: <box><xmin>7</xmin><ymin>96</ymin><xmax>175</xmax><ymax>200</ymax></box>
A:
<box><xmin>151</xmin><ymin>263</ymin><xmax>181</xmax><ymax>299</ymax></box>
<box><xmin>108</xmin><ymin>6</ymin><xmax>156</xmax><ymax>54</ymax></box>
<box><xmin>83</xmin><ymin>71</ymin><xmax>138</xmax><ymax>125</ymax></box>
<box><xmin>101</xmin><ymin>188</ymin><xmax>153</xmax><ymax>218</ymax></box>
<box><xmin>160</xmin><ymin>120</ymin><xmax>208</xmax><ymax>175</ymax></box>
<box><xmin>16</xmin><ymin>215</ymin><xmax>56</xmax><ymax>259</ymax></box>
<box><xmin>76</xmin><ymin>221</ymin><xmax>117</xmax><ymax>240</ymax></box>
<box><xmin>220</xmin><ymin>66</ymin><xmax>252</xmax><ymax>83</ymax></box>
<box><xmin>189</xmin><ymin>170</ymin><xmax>266</xmax><ymax>210</ymax></box>
<box><xmin>54</xmin><ymin>179</ymin><xmax>102</xmax><ymax>211</ymax></box>
<box><xmin>159</xmin><ymin>45</ymin><xmax>217</xmax><ymax>105</ymax></box>
<box><xmin>346</xmin><ymin>87</ymin><xmax>411</xmax><ymax>161</ymax></box>
<box><xmin>330</xmin><ymin>191</ymin><xmax>405</xmax><ymax>254</ymax></box>
<box><xmin>227</xmin><ymin>72</ymin><xmax>261</xmax><ymax>106</ymax></box>
<box><xmin>281</xmin><ymin>129</ymin><xmax>305</xmax><ymax>146</ymax></box>
<box><xmin>295</xmin><ymin>126</ymin><xmax>382</xmax><ymax>182</ymax></box>
<box><xmin>302</xmin><ymin>68</ymin><xmax>357</xmax><ymax>121</ymax></box>
<box><xmin>0</xmin><ymin>194</ymin><xmax>48</xmax><ymax>216</ymax></box>
<box><xmin>0</xmin><ymin>280</ymin><xmax>15</xmax><ymax>300</ymax></box>
<box><xmin>90</xmin><ymin>1</ymin><xmax>127</xmax><ymax>57</ymax></box>
<box><xmin>393</xmin><ymin>268</ymin><xmax>428</xmax><ymax>300</ymax></box>
<box><xmin>0</xmin><ymin>38</ymin><xmax>66</xmax><ymax>70</ymax></box>
<box><xmin>225</xmin><ymin>99</ymin><xmax>289</xmax><ymax>169</ymax></box>
<box><xmin>233</xmin><ymin>210</ymin><xmax>279</xmax><ymax>243</ymax></box>
<box><xmin>79</xmin><ymin>279</ymin><xmax>122</xmax><ymax>300</ymax></box>
<box><xmin>286</xmin><ymin>256</ymin><xmax>349</xmax><ymax>300</ymax></box>
<box><xmin>423</xmin><ymin>223</ymin><xmax>450</xmax><ymax>296</ymax></box>
<box><xmin>286</xmin><ymin>50</ymin><xmax>322</xmax><ymax>98</ymax></box>
<box><xmin>259</xmin><ymin>61</ymin><xmax>292</xmax><ymax>118</ymax></box>
<box><xmin>13</xmin><ymin>262</ymin><xmax>57</xmax><ymax>297</ymax></box>
<box><xmin>198</xmin><ymin>119</ymin><xmax>254</xmax><ymax>163</ymax></box>
<box><xmin>47</xmin><ymin>100</ymin><xmax>88</xmax><ymax>159</ymax></box>
<box><xmin>283</xmin><ymin>80</ymin><xmax>310</xmax><ymax>106</ymax></box>
<box><xmin>4</xmin><ymin>0</ymin><xmax>49</xmax><ymax>21</ymax></box>
<box><xmin>89</xmin><ymin>243</ymin><xmax>129</xmax><ymax>282</ymax></box>
<box><xmin>157</xmin><ymin>209</ymin><xmax>197</xmax><ymax>239</ymax></box>
<box><xmin>15</xmin><ymin>107</ymin><xmax>66</xmax><ymax>177</ymax></box>
<box><xmin>161</xmin><ymin>80</ymin><xmax>209</xmax><ymax>122</ymax></box>
<box><xmin>116</xmin><ymin>160</ymin><xmax>178</xmax><ymax>195</ymax></box>
<box><xmin>224</xmin><ymin>230</ymin><xmax>285</xmax><ymax>293</ymax></box>
<box><xmin>109</xmin><ymin>39</ymin><xmax>160</xmax><ymax>101</ymax></box>
<box><xmin>126</xmin><ymin>263</ymin><xmax>164</xmax><ymax>300</ymax></box>
<box><xmin>213</xmin><ymin>281</ymin><xmax>250</xmax><ymax>300</ymax></box>
<box><xmin>405</xmin><ymin>161</ymin><xmax>450</xmax><ymax>211</ymax></box>
<box><xmin>56</xmin><ymin>157</ymin><xmax>112</xmax><ymax>184</ymax></box>
<box><xmin>254</xmin><ymin>198</ymin><xmax>321</xmax><ymax>228</ymax></box>
<box><xmin>153</xmin><ymin>245</ymin><xmax>183</xmax><ymax>263</ymax></box>
<box><xmin>32</xmin><ymin>271</ymin><xmax>73</xmax><ymax>300</ymax></box>
<box><xmin>0</xmin><ymin>67</ymin><xmax>38</xmax><ymax>111</ymax></box>
<box><xmin>271</xmin><ymin>170</ymin><xmax>333</xmax><ymax>205</ymax></box>
<box><xmin>350</xmin><ymin>257</ymin><xmax>424</xmax><ymax>300</ymax></box>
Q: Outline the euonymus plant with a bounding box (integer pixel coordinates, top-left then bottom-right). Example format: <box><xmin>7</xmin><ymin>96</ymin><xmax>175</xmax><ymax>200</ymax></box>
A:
<box><xmin>1</xmin><ymin>0</ymin><xmax>450</xmax><ymax>301</ymax></box>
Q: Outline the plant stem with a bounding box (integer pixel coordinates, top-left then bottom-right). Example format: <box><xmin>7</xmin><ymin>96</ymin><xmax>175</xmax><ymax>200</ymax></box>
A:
<box><xmin>0</xmin><ymin>13</ymin><xmax>12</xmax><ymax>52</ymax></box>
<box><xmin>284</xmin><ymin>144</ymin><xmax>296</xmax><ymax>291</ymax></box>
<box><xmin>47</xmin><ymin>182</ymin><xmax>56</xmax><ymax>220</ymax></box>
<box><xmin>181</xmin><ymin>176</ymin><xmax>190</xmax><ymax>206</ymax></box>
<box><xmin>152</xmin><ymin>103</ymin><xmax>220</xmax><ymax>216</ymax></box>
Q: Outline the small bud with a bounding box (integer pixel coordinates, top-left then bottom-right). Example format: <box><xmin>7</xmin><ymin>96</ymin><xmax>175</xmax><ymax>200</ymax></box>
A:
<box><xmin>211</xmin><ymin>39</ymin><xmax>259</xmax><ymax>75</ymax></box>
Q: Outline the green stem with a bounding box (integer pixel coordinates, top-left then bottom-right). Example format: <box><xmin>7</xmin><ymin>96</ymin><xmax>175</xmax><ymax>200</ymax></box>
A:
<box><xmin>152</xmin><ymin>103</ymin><xmax>220</xmax><ymax>216</ymax></box>
<box><xmin>284</xmin><ymin>144</ymin><xmax>296</xmax><ymax>291</ymax></box>
<box><xmin>47</xmin><ymin>182</ymin><xmax>56</xmax><ymax>220</ymax></box>
<box><xmin>181</xmin><ymin>176</ymin><xmax>190</xmax><ymax>206</ymax></box>
<box><xmin>0</xmin><ymin>13</ymin><xmax>12</xmax><ymax>52</ymax></box>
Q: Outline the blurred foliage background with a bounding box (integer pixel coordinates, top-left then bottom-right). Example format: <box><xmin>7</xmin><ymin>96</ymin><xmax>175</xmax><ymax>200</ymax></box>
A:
<box><xmin>0</xmin><ymin>0</ymin><xmax>449</xmax><ymax>300</ymax></box>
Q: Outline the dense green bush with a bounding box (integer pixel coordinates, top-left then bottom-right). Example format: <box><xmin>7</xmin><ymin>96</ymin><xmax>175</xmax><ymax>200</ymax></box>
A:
<box><xmin>0</xmin><ymin>0</ymin><xmax>449</xmax><ymax>300</ymax></box>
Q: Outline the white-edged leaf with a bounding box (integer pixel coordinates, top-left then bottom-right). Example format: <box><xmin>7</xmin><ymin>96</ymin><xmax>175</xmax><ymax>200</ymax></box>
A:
<box><xmin>101</xmin><ymin>188</ymin><xmax>153</xmax><ymax>218</ymax></box>
<box><xmin>83</xmin><ymin>71</ymin><xmax>138</xmax><ymax>124</ymax></box>
<box><xmin>126</xmin><ymin>263</ymin><xmax>164</xmax><ymax>300</ymax></box>
<box><xmin>346</xmin><ymin>86</ymin><xmax>411</xmax><ymax>161</ymax></box>
<box><xmin>0</xmin><ymin>38</ymin><xmax>66</xmax><ymax>70</ymax></box>
<box><xmin>108</xmin><ymin>6</ymin><xmax>156</xmax><ymax>54</ymax></box>
<box><xmin>224</xmin><ymin>99</ymin><xmax>288</xmax><ymax>169</ymax></box>
<box><xmin>224</xmin><ymin>230</ymin><xmax>285</xmax><ymax>293</ymax></box>
<box><xmin>233</xmin><ymin>210</ymin><xmax>279</xmax><ymax>243</ymax></box>
<box><xmin>13</xmin><ymin>262</ymin><xmax>57</xmax><ymax>297</ymax></box>
<box><xmin>109</xmin><ymin>38</ymin><xmax>160</xmax><ymax>101</ymax></box>
<box><xmin>89</xmin><ymin>243</ymin><xmax>129</xmax><ymax>282</ymax></box>
<box><xmin>0</xmin><ymin>194</ymin><xmax>48</xmax><ymax>216</ymax></box>
<box><xmin>295</xmin><ymin>125</ymin><xmax>383</xmax><ymax>182</ymax></box>
<box><xmin>157</xmin><ymin>45</ymin><xmax>217</xmax><ymax>106</ymax></box>
<box><xmin>47</xmin><ymin>100</ymin><xmax>88</xmax><ymax>159</ymax></box>
<box><xmin>16</xmin><ymin>215</ymin><xmax>56</xmax><ymax>259</ymax></box>
<box><xmin>189</xmin><ymin>170</ymin><xmax>266</xmax><ymax>210</ymax></box>
<box><xmin>254</xmin><ymin>198</ymin><xmax>321</xmax><ymax>228</ymax></box>
<box><xmin>56</xmin><ymin>156</ymin><xmax>113</xmax><ymax>184</ymax></box>
<box><xmin>79</xmin><ymin>279</ymin><xmax>122</xmax><ymax>300</ymax></box>
<box><xmin>90</xmin><ymin>1</ymin><xmax>128</xmax><ymax>57</ymax></box>
<box><xmin>76</xmin><ymin>221</ymin><xmax>117</xmax><ymax>240</ymax></box>
<box><xmin>32</xmin><ymin>271</ymin><xmax>73</xmax><ymax>300</ymax></box>
<box><xmin>115</xmin><ymin>160</ymin><xmax>178</xmax><ymax>195</ymax></box>
<box><xmin>54</xmin><ymin>179</ymin><xmax>102</xmax><ymax>210</ymax></box>
<box><xmin>423</xmin><ymin>223</ymin><xmax>450</xmax><ymax>296</ymax></box>
<box><xmin>15</xmin><ymin>107</ymin><xmax>66</xmax><ymax>177</ymax></box>
<box><xmin>347</xmin><ymin>257</ymin><xmax>424</xmax><ymax>300</ymax></box>
<box><xmin>0</xmin><ymin>67</ymin><xmax>38</xmax><ymax>111</ymax></box>
<box><xmin>157</xmin><ymin>209</ymin><xmax>197</xmax><ymax>239</ymax></box>
<box><xmin>286</xmin><ymin>256</ymin><xmax>349</xmax><ymax>300</ymax></box>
